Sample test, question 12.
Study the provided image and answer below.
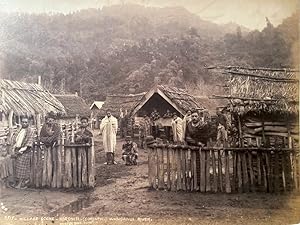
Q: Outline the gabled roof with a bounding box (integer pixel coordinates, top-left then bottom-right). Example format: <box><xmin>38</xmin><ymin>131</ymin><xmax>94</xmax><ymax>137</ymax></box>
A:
<box><xmin>0</xmin><ymin>79</ymin><xmax>65</xmax><ymax>116</ymax></box>
<box><xmin>131</xmin><ymin>85</ymin><xmax>203</xmax><ymax>116</ymax></box>
<box><xmin>90</xmin><ymin>101</ymin><xmax>105</xmax><ymax>110</ymax></box>
<box><xmin>54</xmin><ymin>94</ymin><xmax>90</xmax><ymax>118</ymax></box>
<box><xmin>98</xmin><ymin>92</ymin><xmax>146</xmax><ymax>118</ymax></box>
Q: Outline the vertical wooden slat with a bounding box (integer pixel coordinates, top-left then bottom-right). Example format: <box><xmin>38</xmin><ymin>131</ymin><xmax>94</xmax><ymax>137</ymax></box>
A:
<box><xmin>166</xmin><ymin>147</ymin><xmax>171</xmax><ymax>190</ymax></box>
<box><xmin>212</xmin><ymin>150</ymin><xmax>217</xmax><ymax>192</ymax></box>
<box><xmin>257</xmin><ymin>151</ymin><xmax>262</xmax><ymax>187</ymax></box>
<box><xmin>281</xmin><ymin>151</ymin><xmax>287</xmax><ymax>192</ymax></box>
<box><xmin>82</xmin><ymin>147</ymin><xmax>88</xmax><ymax>187</ymax></box>
<box><xmin>292</xmin><ymin>151</ymin><xmax>298</xmax><ymax>191</ymax></box>
<box><xmin>274</xmin><ymin>150</ymin><xmax>279</xmax><ymax>193</ymax></box>
<box><xmin>190</xmin><ymin>149</ymin><xmax>194</xmax><ymax>191</ymax></box>
<box><xmin>42</xmin><ymin>147</ymin><xmax>48</xmax><ymax>187</ymax></box>
<box><xmin>182</xmin><ymin>149</ymin><xmax>187</xmax><ymax>191</ymax></box>
<box><xmin>35</xmin><ymin>145</ymin><xmax>43</xmax><ymax>188</ymax></box>
<box><xmin>154</xmin><ymin>147</ymin><xmax>158</xmax><ymax>189</ymax></box>
<box><xmin>193</xmin><ymin>150</ymin><xmax>198</xmax><ymax>191</ymax></box>
<box><xmin>77</xmin><ymin>147</ymin><xmax>82</xmax><ymax>188</ymax></box>
<box><xmin>225</xmin><ymin>150</ymin><xmax>231</xmax><ymax>193</ymax></box>
<box><xmin>232</xmin><ymin>150</ymin><xmax>237</xmax><ymax>192</ymax></box>
<box><xmin>218</xmin><ymin>150</ymin><xmax>223</xmax><ymax>192</ymax></box>
<box><xmin>200</xmin><ymin>148</ymin><xmax>206</xmax><ymax>192</ymax></box>
<box><xmin>56</xmin><ymin>139</ymin><xmax>62</xmax><ymax>188</ymax></box>
<box><xmin>247</xmin><ymin>151</ymin><xmax>254</xmax><ymax>192</ymax></box>
<box><xmin>64</xmin><ymin>146</ymin><xmax>72</xmax><ymax>188</ymax></box>
<box><xmin>237</xmin><ymin>152</ymin><xmax>242</xmax><ymax>193</ymax></box>
<box><xmin>265</xmin><ymin>152</ymin><xmax>272</xmax><ymax>193</ymax></box>
<box><xmin>51</xmin><ymin>146</ymin><xmax>57</xmax><ymax>188</ymax></box>
<box><xmin>187</xmin><ymin>149</ymin><xmax>191</xmax><ymax>191</ymax></box>
<box><xmin>88</xmin><ymin>139</ymin><xmax>95</xmax><ymax>187</ymax></box>
<box><xmin>242</xmin><ymin>151</ymin><xmax>249</xmax><ymax>192</ymax></box>
<box><xmin>176</xmin><ymin>148</ymin><xmax>182</xmax><ymax>191</ymax></box>
<box><xmin>206</xmin><ymin>150</ymin><xmax>211</xmax><ymax>192</ymax></box>
<box><xmin>46</xmin><ymin>147</ymin><xmax>53</xmax><ymax>187</ymax></box>
<box><xmin>170</xmin><ymin>148</ymin><xmax>177</xmax><ymax>191</ymax></box>
<box><xmin>157</xmin><ymin>147</ymin><xmax>164</xmax><ymax>190</ymax></box>
<box><xmin>72</xmin><ymin>147</ymin><xmax>78</xmax><ymax>187</ymax></box>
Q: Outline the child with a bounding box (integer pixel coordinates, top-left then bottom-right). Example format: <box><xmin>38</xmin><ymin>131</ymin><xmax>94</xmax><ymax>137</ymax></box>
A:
<box><xmin>122</xmin><ymin>136</ymin><xmax>138</xmax><ymax>166</ymax></box>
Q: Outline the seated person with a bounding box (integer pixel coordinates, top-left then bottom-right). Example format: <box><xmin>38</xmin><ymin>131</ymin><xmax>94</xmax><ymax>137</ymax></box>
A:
<box><xmin>185</xmin><ymin>110</ymin><xmax>210</xmax><ymax>146</ymax></box>
<box><xmin>74</xmin><ymin>116</ymin><xmax>93</xmax><ymax>144</ymax></box>
<box><xmin>122</xmin><ymin>136</ymin><xmax>138</xmax><ymax>165</ymax></box>
<box><xmin>40</xmin><ymin>112</ymin><xmax>60</xmax><ymax>147</ymax></box>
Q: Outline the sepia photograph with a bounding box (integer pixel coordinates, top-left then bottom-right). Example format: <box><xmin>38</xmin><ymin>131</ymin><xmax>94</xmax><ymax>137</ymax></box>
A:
<box><xmin>0</xmin><ymin>0</ymin><xmax>299</xmax><ymax>224</ymax></box>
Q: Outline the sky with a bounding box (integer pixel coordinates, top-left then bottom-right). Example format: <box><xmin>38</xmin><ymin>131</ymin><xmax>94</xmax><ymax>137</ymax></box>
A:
<box><xmin>0</xmin><ymin>0</ymin><xmax>298</xmax><ymax>30</ymax></box>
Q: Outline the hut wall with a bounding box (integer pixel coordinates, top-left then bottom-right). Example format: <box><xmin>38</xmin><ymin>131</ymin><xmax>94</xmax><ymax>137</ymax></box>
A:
<box><xmin>240</xmin><ymin>116</ymin><xmax>299</xmax><ymax>148</ymax></box>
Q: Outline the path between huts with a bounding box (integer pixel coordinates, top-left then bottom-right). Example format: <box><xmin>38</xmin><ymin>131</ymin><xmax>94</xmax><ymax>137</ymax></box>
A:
<box><xmin>0</xmin><ymin>133</ymin><xmax>300</xmax><ymax>225</ymax></box>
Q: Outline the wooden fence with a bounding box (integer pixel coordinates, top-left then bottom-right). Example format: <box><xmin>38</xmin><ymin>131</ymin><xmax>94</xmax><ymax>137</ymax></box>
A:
<box><xmin>30</xmin><ymin>139</ymin><xmax>95</xmax><ymax>188</ymax></box>
<box><xmin>148</xmin><ymin>144</ymin><xmax>300</xmax><ymax>193</ymax></box>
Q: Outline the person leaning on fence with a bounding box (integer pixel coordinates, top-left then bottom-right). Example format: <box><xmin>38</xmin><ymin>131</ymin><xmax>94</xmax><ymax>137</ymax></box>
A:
<box><xmin>185</xmin><ymin>110</ymin><xmax>210</xmax><ymax>147</ymax></box>
<box><xmin>9</xmin><ymin>117</ymin><xmax>35</xmax><ymax>189</ymax></box>
<box><xmin>74</xmin><ymin>116</ymin><xmax>93</xmax><ymax>144</ymax></box>
<box><xmin>40</xmin><ymin>112</ymin><xmax>61</xmax><ymax>147</ymax></box>
<box><xmin>122</xmin><ymin>136</ymin><xmax>138</xmax><ymax>166</ymax></box>
<box><xmin>100</xmin><ymin>110</ymin><xmax>118</xmax><ymax>165</ymax></box>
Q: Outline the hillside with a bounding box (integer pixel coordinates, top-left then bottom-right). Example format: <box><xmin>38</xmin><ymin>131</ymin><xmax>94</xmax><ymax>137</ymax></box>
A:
<box><xmin>0</xmin><ymin>5</ymin><xmax>298</xmax><ymax>102</ymax></box>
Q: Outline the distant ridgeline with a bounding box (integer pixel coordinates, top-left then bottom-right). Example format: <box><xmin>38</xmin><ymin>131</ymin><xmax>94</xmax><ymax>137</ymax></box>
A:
<box><xmin>0</xmin><ymin>6</ymin><xmax>298</xmax><ymax>101</ymax></box>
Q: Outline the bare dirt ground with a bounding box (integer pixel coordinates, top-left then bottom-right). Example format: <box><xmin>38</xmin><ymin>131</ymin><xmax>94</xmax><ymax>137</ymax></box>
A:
<box><xmin>0</xmin><ymin>132</ymin><xmax>300</xmax><ymax>225</ymax></box>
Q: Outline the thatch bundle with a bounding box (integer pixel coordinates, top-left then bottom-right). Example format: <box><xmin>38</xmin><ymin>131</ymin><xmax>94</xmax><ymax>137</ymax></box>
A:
<box><xmin>225</xmin><ymin>67</ymin><xmax>299</xmax><ymax>116</ymax></box>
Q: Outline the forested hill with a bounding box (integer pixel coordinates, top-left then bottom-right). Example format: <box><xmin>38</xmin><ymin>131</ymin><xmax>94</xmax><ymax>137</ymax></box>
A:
<box><xmin>0</xmin><ymin>4</ymin><xmax>298</xmax><ymax>102</ymax></box>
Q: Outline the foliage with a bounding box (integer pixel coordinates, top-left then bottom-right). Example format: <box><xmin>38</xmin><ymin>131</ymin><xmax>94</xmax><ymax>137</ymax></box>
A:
<box><xmin>0</xmin><ymin>6</ymin><xmax>298</xmax><ymax>103</ymax></box>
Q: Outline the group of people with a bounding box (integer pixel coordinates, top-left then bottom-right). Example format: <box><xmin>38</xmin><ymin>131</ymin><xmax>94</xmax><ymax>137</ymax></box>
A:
<box><xmin>140</xmin><ymin>108</ymin><xmax>229</xmax><ymax>147</ymax></box>
<box><xmin>8</xmin><ymin>114</ymin><xmax>93</xmax><ymax>189</ymax></box>
<box><xmin>7</xmin><ymin>107</ymin><xmax>228</xmax><ymax>189</ymax></box>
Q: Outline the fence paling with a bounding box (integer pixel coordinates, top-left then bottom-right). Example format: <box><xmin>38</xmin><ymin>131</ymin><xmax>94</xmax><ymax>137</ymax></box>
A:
<box><xmin>30</xmin><ymin>141</ymin><xmax>95</xmax><ymax>189</ymax></box>
<box><xmin>148</xmin><ymin>145</ymin><xmax>300</xmax><ymax>193</ymax></box>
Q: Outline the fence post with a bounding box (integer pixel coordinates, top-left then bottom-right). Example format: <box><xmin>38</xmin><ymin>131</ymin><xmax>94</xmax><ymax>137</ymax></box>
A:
<box><xmin>200</xmin><ymin>148</ymin><xmax>206</xmax><ymax>192</ymax></box>
<box><xmin>157</xmin><ymin>147</ymin><xmax>164</xmax><ymax>190</ymax></box>
<box><xmin>225</xmin><ymin>150</ymin><xmax>231</xmax><ymax>193</ymax></box>
<box><xmin>88</xmin><ymin>138</ymin><xmax>95</xmax><ymax>187</ymax></box>
<box><xmin>206</xmin><ymin>150</ymin><xmax>211</xmax><ymax>192</ymax></box>
<box><xmin>56</xmin><ymin>138</ymin><xmax>62</xmax><ymax>188</ymax></box>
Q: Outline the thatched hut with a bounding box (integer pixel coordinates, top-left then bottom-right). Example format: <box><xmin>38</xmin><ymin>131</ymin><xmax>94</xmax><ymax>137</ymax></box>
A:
<box><xmin>0</xmin><ymin>79</ymin><xmax>65</xmax><ymax>126</ymax></box>
<box><xmin>131</xmin><ymin>85</ymin><xmax>203</xmax><ymax>118</ymax></box>
<box><xmin>211</xmin><ymin>67</ymin><xmax>299</xmax><ymax>148</ymax></box>
<box><xmin>54</xmin><ymin>94</ymin><xmax>91</xmax><ymax>124</ymax></box>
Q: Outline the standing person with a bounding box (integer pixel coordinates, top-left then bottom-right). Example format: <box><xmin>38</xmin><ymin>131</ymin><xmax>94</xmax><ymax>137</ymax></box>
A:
<box><xmin>182</xmin><ymin>110</ymin><xmax>192</xmax><ymax>143</ymax></box>
<box><xmin>74</xmin><ymin>116</ymin><xmax>93</xmax><ymax>144</ymax></box>
<box><xmin>10</xmin><ymin>117</ymin><xmax>35</xmax><ymax>189</ymax></box>
<box><xmin>216</xmin><ymin>109</ymin><xmax>228</xmax><ymax>147</ymax></box>
<box><xmin>100</xmin><ymin>110</ymin><xmax>118</xmax><ymax>165</ymax></box>
<box><xmin>40</xmin><ymin>113</ymin><xmax>60</xmax><ymax>147</ymax></box>
<box><xmin>185</xmin><ymin>110</ymin><xmax>210</xmax><ymax>147</ymax></box>
<box><xmin>171</xmin><ymin>113</ymin><xmax>183</xmax><ymax>144</ymax></box>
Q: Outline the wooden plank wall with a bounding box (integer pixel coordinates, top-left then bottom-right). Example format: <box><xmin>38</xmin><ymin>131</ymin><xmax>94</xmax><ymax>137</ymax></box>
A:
<box><xmin>148</xmin><ymin>145</ymin><xmax>300</xmax><ymax>193</ymax></box>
